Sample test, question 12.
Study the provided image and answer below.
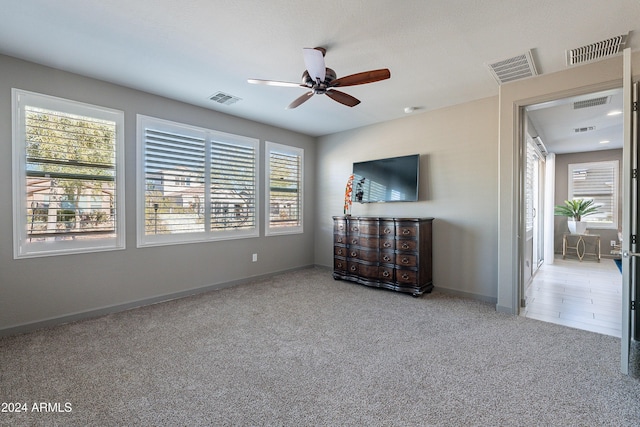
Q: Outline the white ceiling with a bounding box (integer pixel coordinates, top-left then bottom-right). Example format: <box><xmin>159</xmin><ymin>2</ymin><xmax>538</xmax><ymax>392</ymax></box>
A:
<box><xmin>527</xmin><ymin>88</ymin><xmax>624</xmax><ymax>155</ymax></box>
<box><xmin>1</xmin><ymin>0</ymin><xmax>639</xmax><ymax>138</ymax></box>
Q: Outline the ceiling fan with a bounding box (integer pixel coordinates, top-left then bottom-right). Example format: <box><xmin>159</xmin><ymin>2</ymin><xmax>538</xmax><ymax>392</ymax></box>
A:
<box><xmin>247</xmin><ymin>47</ymin><xmax>391</xmax><ymax>109</ymax></box>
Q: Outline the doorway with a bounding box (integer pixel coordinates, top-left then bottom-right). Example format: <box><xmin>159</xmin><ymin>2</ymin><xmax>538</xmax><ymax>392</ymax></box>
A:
<box><xmin>518</xmin><ymin>88</ymin><xmax>624</xmax><ymax>337</ymax></box>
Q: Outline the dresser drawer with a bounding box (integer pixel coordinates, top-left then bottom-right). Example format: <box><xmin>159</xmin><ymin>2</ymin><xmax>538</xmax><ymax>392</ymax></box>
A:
<box><xmin>396</xmin><ymin>269</ymin><xmax>417</xmax><ymax>284</ymax></box>
<box><xmin>347</xmin><ymin>261</ymin><xmax>378</xmax><ymax>279</ymax></box>
<box><xmin>380</xmin><ymin>238</ymin><xmax>395</xmax><ymax>250</ymax></box>
<box><xmin>358</xmin><ymin>220</ymin><xmax>378</xmax><ymax>235</ymax></box>
<box><xmin>350</xmin><ymin>221</ymin><xmax>378</xmax><ymax>235</ymax></box>
<box><xmin>396</xmin><ymin>224</ymin><xmax>418</xmax><ymax>237</ymax></box>
<box><xmin>379</xmin><ymin>266</ymin><xmax>394</xmax><ymax>282</ymax></box>
<box><xmin>396</xmin><ymin>239</ymin><xmax>417</xmax><ymax>251</ymax></box>
<box><xmin>347</xmin><ymin>235</ymin><xmax>379</xmax><ymax>248</ymax></box>
<box><xmin>334</xmin><ymin>220</ymin><xmax>347</xmax><ymax>233</ymax></box>
<box><xmin>379</xmin><ymin>221</ymin><xmax>395</xmax><ymax>236</ymax></box>
<box><xmin>396</xmin><ymin>253</ymin><xmax>417</xmax><ymax>267</ymax></box>
<box><xmin>380</xmin><ymin>251</ymin><xmax>395</xmax><ymax>264</ymax></box>
<box><xmin>347</xmin><ymin>247</ymin><xmax>378</xmax><ymax>262</ymax></box>
<box><xmin>334</xmin><ymin>246</ymin><xmax>347</xmax><ymax>257</ymax></box>
<box><xmin>334</xmin><ymin>258</ymin><xmax>347</xmax><ymax>272</ymax></box>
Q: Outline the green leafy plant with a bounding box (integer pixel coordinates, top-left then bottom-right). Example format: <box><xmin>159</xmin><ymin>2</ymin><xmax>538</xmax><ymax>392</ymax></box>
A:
<box><xmin>554</xmin><ymin>199</ymin><xmax>599</xmax><ymax>221</ymax></box>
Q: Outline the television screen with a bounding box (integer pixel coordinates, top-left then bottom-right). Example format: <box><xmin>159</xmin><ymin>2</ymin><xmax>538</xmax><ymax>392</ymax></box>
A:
<box><xmin>352</xmin><ymin>154</ymin><xmax>419</xmax><ymax>203</ymax></box>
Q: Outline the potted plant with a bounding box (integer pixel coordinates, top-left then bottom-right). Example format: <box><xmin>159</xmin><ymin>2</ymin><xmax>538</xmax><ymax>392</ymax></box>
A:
<box><xmin>554</xmin><ymin>198</ymin><xmax>599</xmax><ymax>234</ymax></box>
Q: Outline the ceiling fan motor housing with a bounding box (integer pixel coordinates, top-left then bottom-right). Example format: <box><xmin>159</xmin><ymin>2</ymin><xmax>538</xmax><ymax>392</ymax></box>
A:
<box><xmin>302</xmin><ymin>68</ymin><xmax>337</xmax><ymax>94</ymax></box>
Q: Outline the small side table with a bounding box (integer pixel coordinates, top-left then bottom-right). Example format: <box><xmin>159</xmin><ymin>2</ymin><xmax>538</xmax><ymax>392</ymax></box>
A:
<box><xmin>562</xmin><ymin>233</ymin><xmax>600</xmax><ymax>262</ymax></box>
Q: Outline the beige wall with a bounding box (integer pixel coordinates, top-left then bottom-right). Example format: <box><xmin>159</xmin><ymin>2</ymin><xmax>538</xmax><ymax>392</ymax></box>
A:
<box><xmin>315</xmin><ymin>97</ymin><xmax>500</xmax><ymax>301</ymax></box>
<box><xmin>0</xmin><ymin>55</ymin><xmax>316</xmax><ymax>334</ymax></box>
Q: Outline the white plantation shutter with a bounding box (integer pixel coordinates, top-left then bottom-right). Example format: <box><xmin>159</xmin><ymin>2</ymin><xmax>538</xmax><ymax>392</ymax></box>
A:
<box><xmin>525</xmin><ymin>140</ymin><xmax>537</xmax><ymax>232</ymax></box>
<box><xmin>143</xmin><ymin>128</ymin><xmax>206</xmax><ymax>235</ymax></box>
<box><xmin>568</xmin><ymin>160</ymin><xmax>618</xmax><ymax>227</ymax></box>
<box><xmin>211</xmin><ymin>139</ymin><xmax>257</xmax><ymax>231</ymax></box>
<box><xmin>266</xmin><ymin>142</ymin><xmax>303</xmax><ymax>235</ymax></box>
<box><xmin>137</xmin><ymin>115</ymin><xmax>258</xmax><ymax>246</ymax></box>
<box><xmin>12</xmin><ymin>89</ymin><xmax>125</xmax><ymax>258</ymax></box>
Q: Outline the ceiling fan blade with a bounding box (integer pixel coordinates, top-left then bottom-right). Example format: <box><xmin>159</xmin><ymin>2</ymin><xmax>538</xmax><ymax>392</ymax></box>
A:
<box><xmin>247</xmin><ymin>78</ymin><xmax>305</xmax><ymax>88</ymax></box>
<box><xmin>286</xmin><ymin>91</ymin><xmax>314</xmax><ymax>109</ymax></box>
<box><xmin>326</xmin><ymin>89</ymin><xmax>361</xmax><ymax>107</ymax></box>
<box><xmin>329</xmin><ymin>69</ymin><xmax>391</xmax><ymax>87</ymax></box>
<box><xmin>303</xmin><ymin>48</ymin><xmax>326</xmax><ymax>82</ymax></box>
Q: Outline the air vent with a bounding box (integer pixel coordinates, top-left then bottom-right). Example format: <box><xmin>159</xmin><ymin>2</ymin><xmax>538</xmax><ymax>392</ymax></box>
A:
<box><xmin>566</xmin><ymin>33</ymin><xmax>628</xmax><ymax>66</ymax></box>
<box><xmin>574</xmin><ymin>126</ymin><xmax>596</xmax><ymax>133</ymax></box>
<box><xmin>209</xmin><ymin>91</ymin><xmax>242</xmax><ymax>105</ymax></box>
<box><xmin>573</xmin><ymin>96</ymin><xmax>611</xmax><ymax>110</ymax></box>
<box><xmin>487</xmin><ymin>50</ymin><xmax>538</xmax><ymax>85</ymax></box>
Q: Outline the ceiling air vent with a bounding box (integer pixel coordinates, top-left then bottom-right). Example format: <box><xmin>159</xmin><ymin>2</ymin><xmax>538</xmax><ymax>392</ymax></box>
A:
<box><xmin>487</xmin><ymin>50</ymin><xmax>538</xmax><ymax>85</ymax></box>
<box><xmin>573</xmin><ymin>96</ymin><xmax>610</xmax><ymax>110</ymax></box>
<box><xmin>209</xmin><ymin>91</ymin><xmax>241</xmax><ymax>105</ymax></box>
<box><xmin>574</xmin><ymin>126</ymin><xmax>596</xmax><ymax>133</ymax></box>
<box><xmin>566</xmin><ymin>33</ymin><xmax>628</xmax><ymax>66</ymax></box>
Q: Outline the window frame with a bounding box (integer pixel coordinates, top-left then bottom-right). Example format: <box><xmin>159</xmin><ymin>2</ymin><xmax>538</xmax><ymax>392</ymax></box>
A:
<box><xmin>12</xmin><ymin>89</ymin><xmax>125</xmax><ymax>259</ymax></box>
<box><xmin>524</xmin><ymin>137</ymin><xmax>541</xmax><ymax>233</ymax></box>
<box><xmin>265</xmin><ymin>141</ymin><xmax>304</xmax><ymax>236</ymax></box>
<box><xmin>136</xmin><ymin>115</ymin><xmax>259</xmax><ymax>247</ymax></box>
<box><xmin>567</xmin><ymin>160</ymin><xmax>619</xmax><ymax>230</ymax></box>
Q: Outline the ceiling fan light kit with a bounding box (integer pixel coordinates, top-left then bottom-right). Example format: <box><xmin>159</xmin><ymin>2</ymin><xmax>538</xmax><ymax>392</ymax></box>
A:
<box><xmin>248</xmin><ymin>47</ymin><xmax>391</xmax><ymax>109</ymax></box>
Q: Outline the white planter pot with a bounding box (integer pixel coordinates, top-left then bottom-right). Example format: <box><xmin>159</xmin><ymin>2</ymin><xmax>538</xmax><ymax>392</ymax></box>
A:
<box><xmin>567</xmin><ymin>220</ymin><xmax>587</xmax><ymax>235</ymax></box>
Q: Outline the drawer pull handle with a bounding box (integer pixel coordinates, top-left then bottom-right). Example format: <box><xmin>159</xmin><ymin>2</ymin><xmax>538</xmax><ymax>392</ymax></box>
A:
<box><xmin>402</xmin><ymin>257</ymin><xmax>409</xmax><ymax>264</ymax></box>
<box><xmin>402</xmin><ymin>243</ymin><xmax>409</xmax><ymax>249</ymax></box>
<box><xmin>402</xmin><ymin>273</ymin><xmax>410</xmax><ymax>280</ymax></box>
<box><xmin>352</xmin><ymin>239</ymin><xmax>358</xmax><ymax>244</ymax></box>
<box><xmin>350</xmin><ymin>252</ymin><xmax>357</xmax><ymax>257</ymax></box>
<box><xmin>337</xmin><ymin>249</ymin><xmax>343</xmax><ymax>255</ymax></box>
<box><xmin>337</xmin><ymin>237</ymin><xmax>343</xmax><ymax>243</ymax></box>
<box><xmin>383</xmin><ymin>255</ymin><xmax>390</xmax><ymax>262</ymax></box>
<box><xmin>383</xmin><ymin>242</ymin><xmax>391</xmax><ymax>248</ymax></box>
<box><xmin>352</xmin><ymin>226</ymin><xmax>358</xmax><ymax>231</ymax></box>
<box><xmin>382</xmin><ymin>271</ymin><xmax>390</xmax><ymax>278</ymax></box>
<box><xmin>384</xmin><ymin>228</ymin><xmax>391</xmax><ymax>234</ymax></box>
<box><xmin>337</xmin><ymin>262</ymin><xmax>343</xmax><ymax>268</ymax></box>
<box><xmin>350</xmin><ymin>265</ymin><xmax>357</xmax><ymax>272</ymax></box>
<box><xmin>402</xmin><ymin>229</ymin><xmax>410</xmax><ymax>235</ymax></box>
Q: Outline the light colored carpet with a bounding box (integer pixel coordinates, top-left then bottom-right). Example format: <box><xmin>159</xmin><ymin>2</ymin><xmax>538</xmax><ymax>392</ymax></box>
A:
<box><xmin>1</xmin><ymin>266</ymin><xmax>639</xmax><ymax>426</ymax></box>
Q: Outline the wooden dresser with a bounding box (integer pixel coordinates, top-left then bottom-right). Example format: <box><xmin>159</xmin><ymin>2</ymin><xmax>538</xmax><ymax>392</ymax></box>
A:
<box><xmin>332</xmin><ymin>216</ymin><xmax>433</xmax><ymax>297</ymax></box>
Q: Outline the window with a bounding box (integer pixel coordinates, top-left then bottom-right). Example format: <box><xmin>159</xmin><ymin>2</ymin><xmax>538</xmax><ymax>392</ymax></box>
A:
<box><xmin>525</xmin><ymin>138</ymin><xmax>541</xmax><ymax>232</ymax></box>
<box><xmin>137</xmin><ymin>115</ymin><xmax>258</xmax><ymax>246</ymax></box>
<box><xmin>568</xmin><ymin>160</ymin><xmax>619</xmax><ymax>229</ymax></box>
<box><xmin>12</xmin><ymin>89</ymin><xmax>125</xmax><ymax>258</ymax></box>
<box><xmin>265</xmin><ymin>141</ymin><xmax>303</xmax><ymax>235</ymax></box>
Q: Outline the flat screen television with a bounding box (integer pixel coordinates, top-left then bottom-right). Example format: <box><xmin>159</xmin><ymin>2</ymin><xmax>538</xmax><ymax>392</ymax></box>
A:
<box><xmin>352</xmin><ymin>154</ymin><xmax>420</xmax><ymax>203</ymax></box>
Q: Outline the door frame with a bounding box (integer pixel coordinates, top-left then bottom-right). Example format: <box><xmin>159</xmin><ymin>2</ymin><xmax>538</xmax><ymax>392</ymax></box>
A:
<box><xmin>497</xmin><ymin>56</ymin><xmax>637</xmax><ymax>309</ymax></box>
<box><xmin>497</xmin><ymin>52</ymin><xmax>639</xmax><ymax>375</ymax></box>
<box><xmin>497</xmin><ymin>78</ymin><xmax>623</xmax><ymax>314</ymax></box>
<box><xmin>620</xmin><ymin>49</ymin><xmax>636</xmax><ymax>376</ymax></box>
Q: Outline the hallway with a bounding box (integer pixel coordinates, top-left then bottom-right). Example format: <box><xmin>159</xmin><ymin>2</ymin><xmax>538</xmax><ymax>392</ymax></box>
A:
<box><xmin>521</xmin><ymin>256</ymin><xmax>622</xmax><ymax>337</ymax></box>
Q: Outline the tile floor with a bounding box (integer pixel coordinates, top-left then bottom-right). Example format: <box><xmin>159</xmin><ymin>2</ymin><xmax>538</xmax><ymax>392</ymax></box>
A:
<box><xmin>521</xmin><ymin>255</ymin><xmax>622</xmax><ymax>337</ymax></box>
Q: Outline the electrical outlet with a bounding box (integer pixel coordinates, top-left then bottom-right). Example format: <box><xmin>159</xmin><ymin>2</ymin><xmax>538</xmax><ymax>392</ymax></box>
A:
<box><xmin>252</xmin><ymin>253</ymin><xmax>258</xmax><ymax>262</ymax></box>
<box><xmin>611</xmin><ymin>240</ymin><xmax>617</xmax><ymax>247</ymax></box>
